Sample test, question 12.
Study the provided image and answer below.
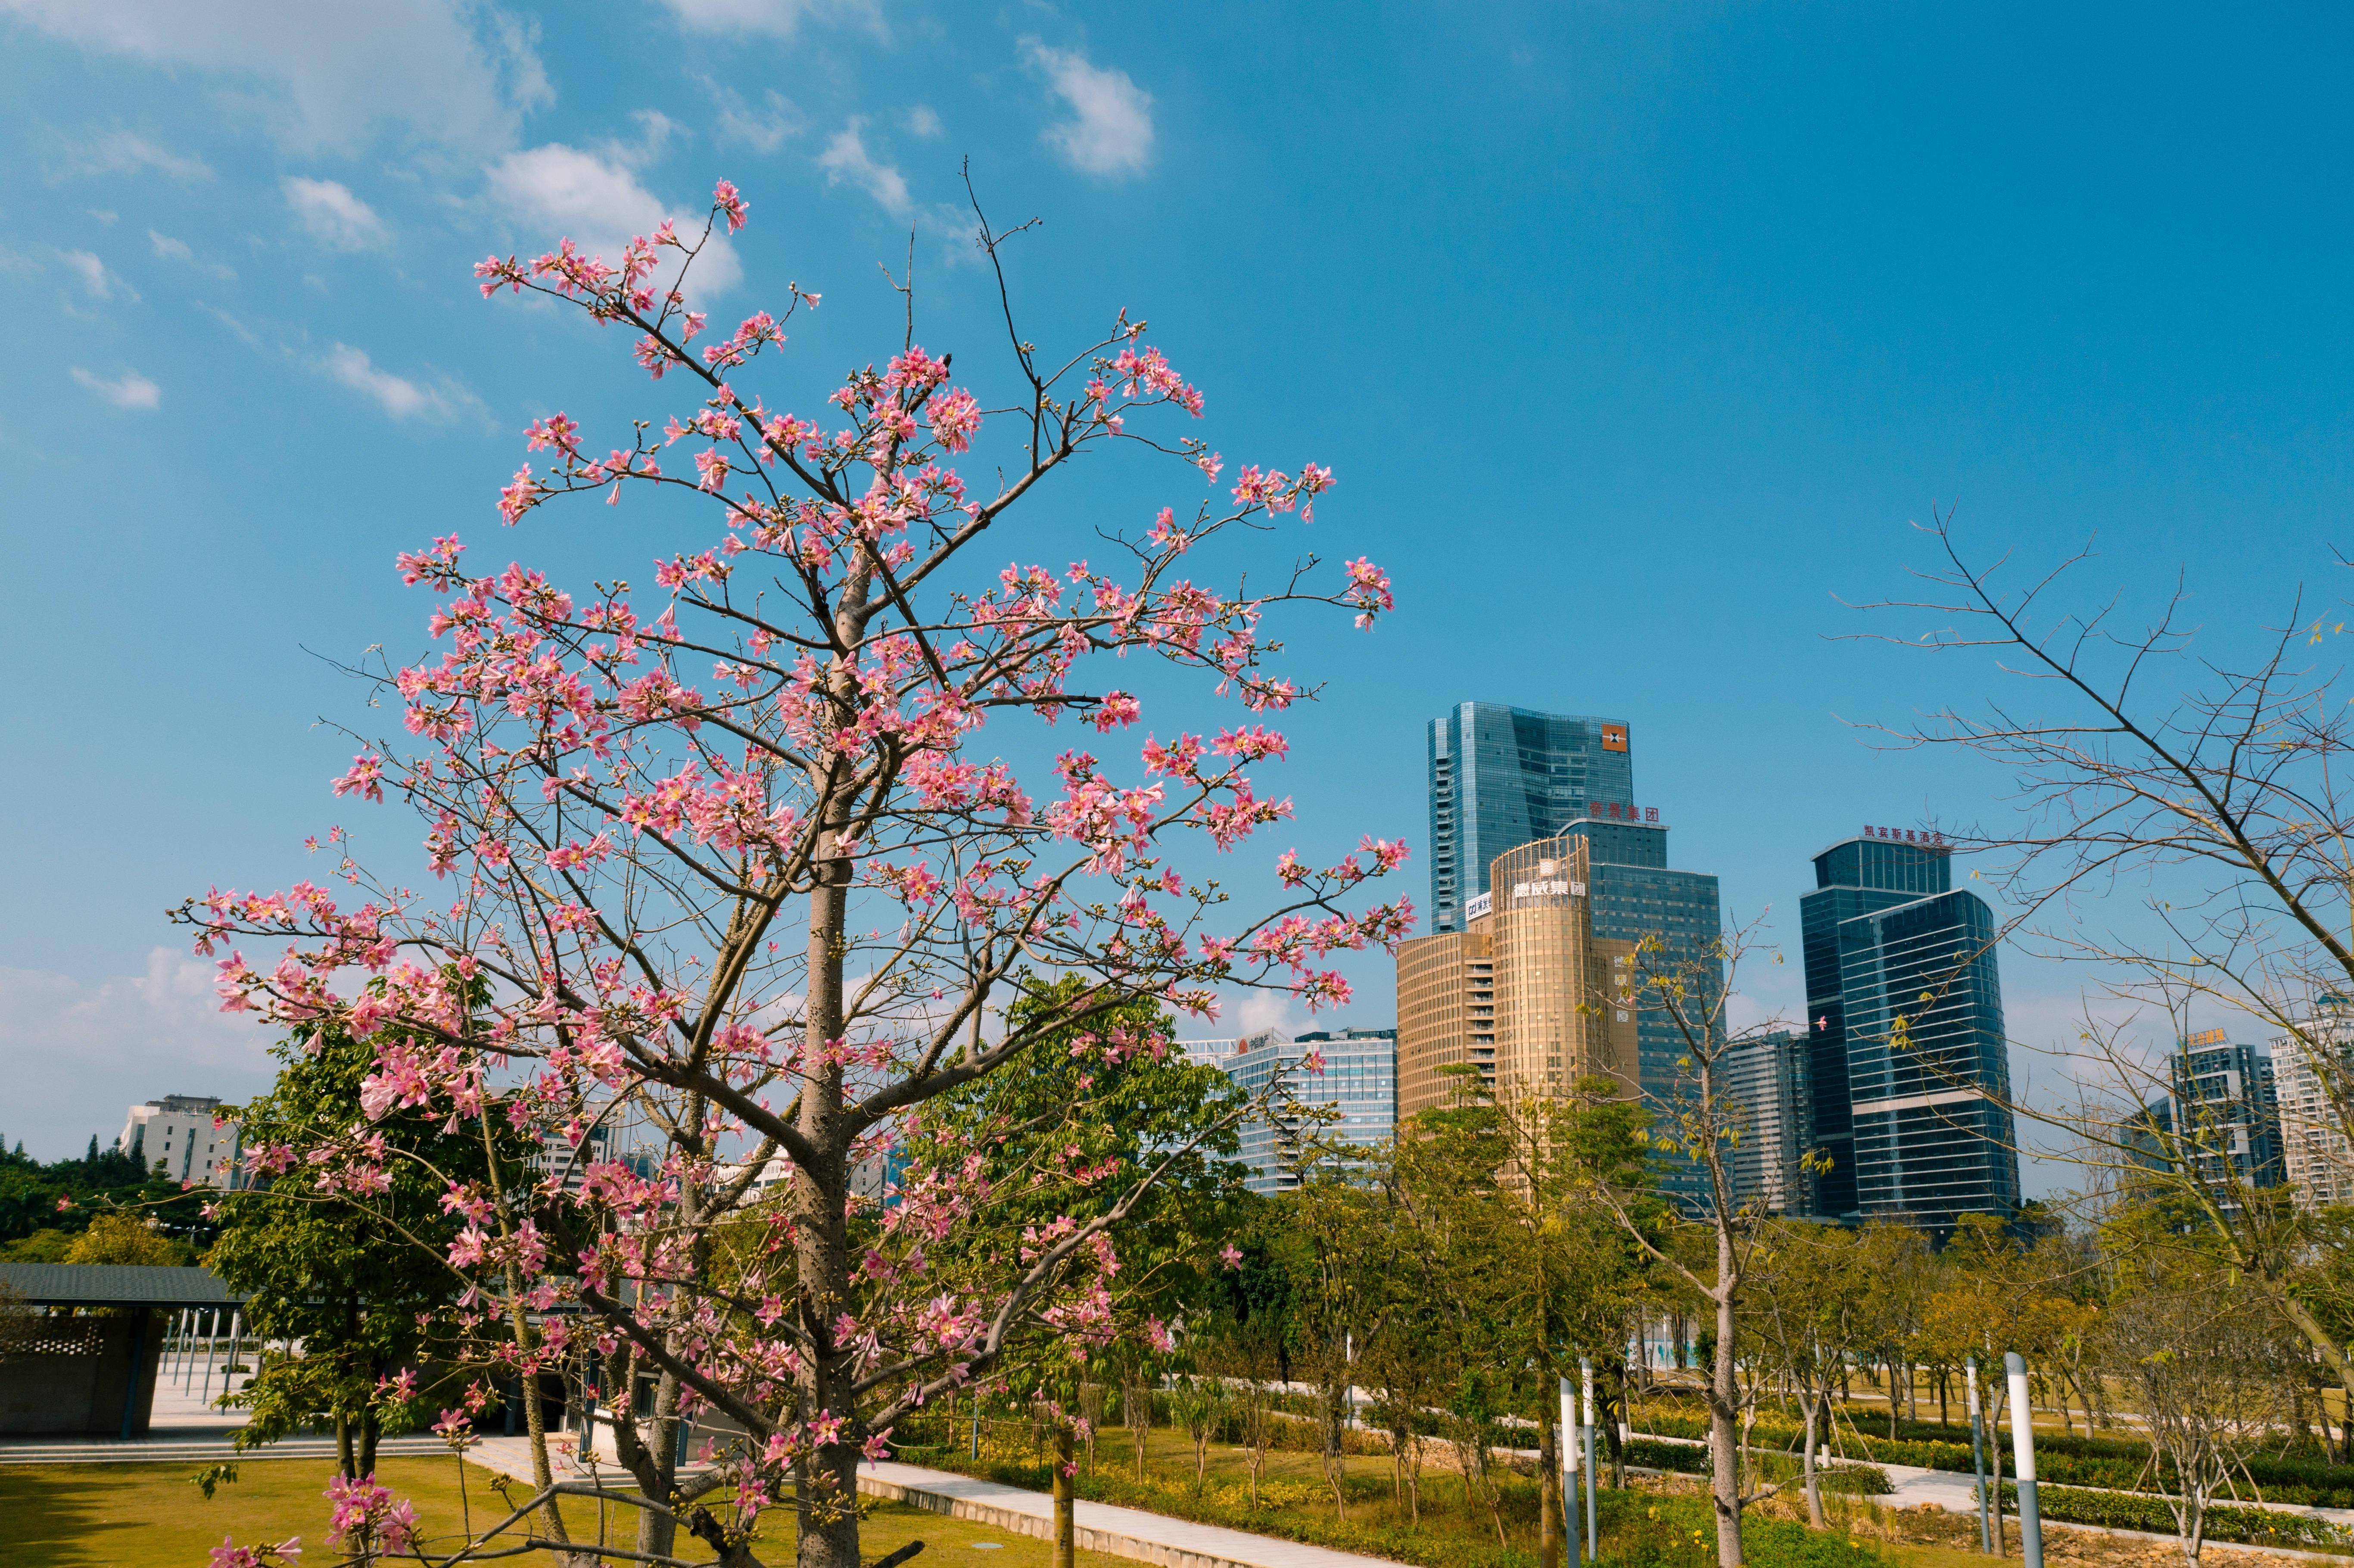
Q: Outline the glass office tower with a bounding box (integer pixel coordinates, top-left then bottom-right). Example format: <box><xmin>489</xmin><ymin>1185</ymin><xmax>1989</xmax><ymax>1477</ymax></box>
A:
<box><xmin>1803</xmin><ymin>834</ymin><xmax>2021</xmax><ymax>1229</ymax></box>
<box><xmin>1428</xmin><ymin>703</ymin><xmax>1634</xmax><ymax>934</ymax></box>
<box><xmin>1557</xmin><ymin>817</ymin><xmax>1724</xmax><ymax>1210</ymax></box>
<box><xmin>1181</xmin><ymin>1028</ymin><xmax>1397</xmax><ymax>1195</ymax></box>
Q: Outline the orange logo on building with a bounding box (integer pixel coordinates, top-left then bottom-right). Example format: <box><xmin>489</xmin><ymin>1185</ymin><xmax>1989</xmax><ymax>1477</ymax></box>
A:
<box><xmin>1600</xmin><ymin>724</ymin><xmax>1628</xmax><ymax>753</ymax></box>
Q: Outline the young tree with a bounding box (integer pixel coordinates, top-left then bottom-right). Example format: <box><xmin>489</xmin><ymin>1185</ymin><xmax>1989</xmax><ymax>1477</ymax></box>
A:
<box><xmin>1579</xmin><ymin>924</ymin><xmax>1790</xmax><ymax>1568</ymax></box>
<box><xmin>1747</xmin><ymin>1221</ymin><xmax>1874</xmax><ymax>1528</ymax></box>
<box><xmin>185</xmin><ymin>177</ymin><xmax>1407</xmax><ymax>1568</ymax></box>
<box><xmin>208</xmin><ymin>1017</ymin><xmax>528</xmax><ymax>1478</ymax></box>
<box><xmin>901</xmin><ymin>979</ymin><xmax>1252</xmax><ymax>1560</ymax></box>
<box><xmin>2096</xmin><ymin>1255</ymin><xmax>2295</xmax><ymax>1567</ymax></box>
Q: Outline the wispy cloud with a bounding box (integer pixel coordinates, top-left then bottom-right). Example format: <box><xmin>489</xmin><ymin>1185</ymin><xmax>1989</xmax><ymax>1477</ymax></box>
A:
<box><xmin>906</xmin><ymin>105</ymin><xmax>941</xmax><ymax>139</ymax></box>
<box><xmin>0</xmin><ymin>949</ymin><xmax>276</xmax><ymax>1161</ymax></box>
<box><xmin>71</xmin><ymin>367</ymin><xmax>161</xmax><ymax>410</ymax></box>
<box><xmin>59</xmin><ymin>248</ymin><xmax>137</xmax><ymax>302</ymax></box>
<box><xmin>711</xmin><ymin>84</ymin><xmax>803</xmax><ymax>154</ymax></box>
<box><xmin>55</xmin><ymin>128</ymin><xmax>213</xmax><ymax>182</ymax></box>
<box><xmin>9</xmin><ymin>2</ymin><xmax>548</xmax><ymax>155</ymax></box>
<box><xmin>1021</xmin><ymin>40</ymin><xmax>1154</xmax><ymax>179</ymax></box>
<box><xmin>283</xmin><ymin>176</ymin><xmax>389</xmax><ymax>250</ymax></box>
<box><xmin>320</xmin><ymin>341</ymin><xmax>478</xmax><ymax>421</ymax></box>
<box><xmin>817</xmin><ymin>117</ymin><xmax>910</xmax><ymax>216</ymax></box>
<box><xmin>149</xmin><ymin>227</ymin><xmax>237</xmax><ymax>280</ymax></box>
<box><xmin>657</xmin><ymin>0</ymin><xmax>883</xmax><ymax>39</ymax></box>
<box><xmin>483</xmin><ymin>141</ymin><xmax>742</xmax><ymax>296</ymax></box>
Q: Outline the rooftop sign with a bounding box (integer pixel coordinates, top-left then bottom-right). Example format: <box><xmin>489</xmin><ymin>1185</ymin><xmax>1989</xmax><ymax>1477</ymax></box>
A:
<box><xmin>1862</xmin><ymin>824</ymin><xmax>1949</xmax><ymax>848</ymax></box>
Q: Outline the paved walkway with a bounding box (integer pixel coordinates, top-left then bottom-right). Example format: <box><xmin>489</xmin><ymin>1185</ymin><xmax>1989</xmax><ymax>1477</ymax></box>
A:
<box><xmin>856</xmin><ymin>1460</ymin><xmax>1402</xmax><ymax>1568</ymax></box>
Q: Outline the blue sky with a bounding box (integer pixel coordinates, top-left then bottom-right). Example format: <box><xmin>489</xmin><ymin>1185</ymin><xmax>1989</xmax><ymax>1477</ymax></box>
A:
<box><xmin>0</xmin><ymin>1</ymin><xmax>2346</xmax><ymax>1164</ymax></box>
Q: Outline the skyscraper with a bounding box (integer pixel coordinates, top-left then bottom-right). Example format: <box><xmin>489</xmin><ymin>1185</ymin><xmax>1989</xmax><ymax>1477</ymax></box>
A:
<box><xmin>1560</xmin><ymin>819</ymin><xmax>1725</xmax><ymax>1117</ymax></box>
<box><xmin>1802</xmin><ymin>830</ymin><xmax>2021</xmax><ymax>1231</ymax></box>
<box><xmin>1397</xmin><ymin>834</ymin><xmax>1638</xmax><ymax>1123</ymax></box>
<box><xmin>1719</xmin><ymin>1030</ymin><xmax>1813</xmax><ymax>1216</ymax></box>
<box><xmin>1428</xmin><ymin>704</ymin><xmax>1635</xmax><ymax>935</ymax></box>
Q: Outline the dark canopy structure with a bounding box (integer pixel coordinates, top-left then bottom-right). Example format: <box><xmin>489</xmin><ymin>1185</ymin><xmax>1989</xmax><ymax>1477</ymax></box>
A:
<box><xmin>0</xmin><ymin>1264</ymin><xmax>245</xmax><ymax>1438</ymax></box>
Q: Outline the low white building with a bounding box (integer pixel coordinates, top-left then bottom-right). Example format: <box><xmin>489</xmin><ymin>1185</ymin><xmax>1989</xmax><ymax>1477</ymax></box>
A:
<box><xmin>120</xmin><ymin>1095</ymin><xmax>242</xmax><ymax>1188</ymax></box>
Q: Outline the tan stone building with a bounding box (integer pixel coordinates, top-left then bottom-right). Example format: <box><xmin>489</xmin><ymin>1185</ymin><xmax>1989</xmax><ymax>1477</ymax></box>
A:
<box><xmin>1397</xmin><ymin>833</ymin><xmax>1638</xmax><ymax>1126</ymax></box>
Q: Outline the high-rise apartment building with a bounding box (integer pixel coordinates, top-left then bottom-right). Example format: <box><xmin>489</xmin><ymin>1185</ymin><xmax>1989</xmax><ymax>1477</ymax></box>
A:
<box><xmin>2274</xmin><ymin>1002</ymin><xmax>2354</xmax><ymax>1208</ymax></box>
<box><xmin>1802</xmin><ymin>830</ymin><xmax>2021</xmax><ymax>1231</ymax></box>
<box><xmin>1179</xmin><ymin>1028</ymin><xmax>1397</xmax><ymax>1195</ymax></box>
<box><xmin>120</xmin><ymin>1095</ymin><xmax>243</xmax><ymax>1189</ymax></box>
<box><xmin>2167</xmin><ymin>1030</ymin><xmax>2285</xmax><ymax>1195</ymax></box>
<box><xmin>1428</xmin><ymin>704</ymin><xmax>1635</xmax><ymax>935</ymax></box>
<box><xmin>1719</xmin><ymin>1030</ymin><xmax>1813</xmax><ymax>1215</ymax></box>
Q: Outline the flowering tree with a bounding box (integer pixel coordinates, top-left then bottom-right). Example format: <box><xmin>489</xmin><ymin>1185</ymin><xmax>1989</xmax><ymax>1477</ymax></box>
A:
<box><xmin>184</xmin><ymin>177</ymin><xmax>1407</xmax><ymax>1568</ymax></box>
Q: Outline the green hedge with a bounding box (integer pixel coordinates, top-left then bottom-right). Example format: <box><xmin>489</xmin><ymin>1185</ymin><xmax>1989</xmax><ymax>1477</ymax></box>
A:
<box><xmin>1620</xmin><ymin>1440</ymin><xmax>1889</xmax><ymax>1496</ymax></box>
<box><xmin>2000</xmin><ymin>1482</ymin><xmax>2354</xmax><ymax>1552</ymax></box>
<box><xmin>1635</xmin><ymin>1405</ymin><xmax>2354</xmax><ymax>1507</ymax></box>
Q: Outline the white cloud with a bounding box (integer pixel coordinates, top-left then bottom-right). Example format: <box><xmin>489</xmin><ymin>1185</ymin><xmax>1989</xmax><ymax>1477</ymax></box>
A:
<box><xmin>70</xmin><ymin>365</ymin><xmax>161</xmax><ymax>409</ymax></box>
<box><xmin>148</xmin><ymin>227</ymin><xmax>235</xmax><ymax>279</ymax></box>
<box><xmin>484</xmin><ymin>141</ymin><xmax>742</xmax><ymax>296</ymax></box>
<box><xmin>283</xmin><ymin>176</ymin><xmax>389</xmax><ymax>250</ymax></box>
<box><xmin>56</xmin><ymin>128</ymin><xmax>213</xmax><ymax>181</ymax></box>
<box><xmin>1021</xmin><ymin>40</ymin><xmax>1154</xmax><ymax>179</ymax></box>
<box><xmin>657</xmin><ymin>0</ymin><xmax>882</xmax><ymax>38</ymax></box>
<box><xmin>906</xmin><ymin>104</ymin><xmax>941</xmax><ymax>139</ymax></box>
<box><xmin>818</xmin><ymin>118</ymin><xmax>910</xmax><ymax>217</ymax></box>
<box><xmin>3</xmin><ymin>0</ymin><xmax>550</xmax><ymax>155</ymax></box>
<box><xmin>59</xmin><ymin>247</ymin><xmax>137</xmax><ymax>302</ymax></box>
<box><xmin>0</xmin><ymin>949</ymin><xmax>277</xmax><ymax>1161</ymax></box>
<box><xmin>712</xmin><ymin>85</ymin><xmax>803</xmax><ymax>154</ymax></box>
<box><xmin>320</xmin><ymin>341</ymin><xmax>477</xmax><ymax>421</ymax></box>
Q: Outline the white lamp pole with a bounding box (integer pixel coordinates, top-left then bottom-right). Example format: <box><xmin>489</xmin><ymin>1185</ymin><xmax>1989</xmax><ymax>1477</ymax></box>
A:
<box><xmin>2005</xmin><ymin>1353</ymin><xmax>2043</xmax><ymax>1568</ymax></box>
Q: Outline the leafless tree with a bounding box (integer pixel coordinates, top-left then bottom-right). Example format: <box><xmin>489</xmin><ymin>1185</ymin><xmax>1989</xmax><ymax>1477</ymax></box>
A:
<box><xmin>1855</xmin><ymin>516</ymin><xmax>2354</xmax><ymax>1417</ymax></box>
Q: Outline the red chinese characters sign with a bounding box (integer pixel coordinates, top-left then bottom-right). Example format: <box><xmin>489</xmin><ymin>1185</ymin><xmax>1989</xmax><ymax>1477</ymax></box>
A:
<box><xmin>1863</xmin><ymin>824</ymin><xmax>1949</xmax><ymax>847</ymax></box>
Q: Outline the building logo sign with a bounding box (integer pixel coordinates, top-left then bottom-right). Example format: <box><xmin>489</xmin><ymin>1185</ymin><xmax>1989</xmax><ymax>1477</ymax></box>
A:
<box><xmin>1585</xmin><ymin>803</ymin><xmax>1659</xmax><ymax>823</ymax></box>
<box><xmin>2182</xmin><ymin>1027</ymin><xmax>2229</xmax><ymax>1048</ymax></box>
<box><xmin>1600</xmin><ymin>723</ymin><xmax>1628</xmax><ymax>753</ymax></box>
<box><xmin>1465</xmin><ymin>891</ymin><xmax>1493</xmax><ymax>921</ymax></box>
<box><xmin>1511</xmin><ymin>878</ymin><xmax>1586</xmax><ymax>902</ymax></box>
<box><xmin>1862</xmin><ymin>824</ymin><xmax>1949</xmax><ymax>847</ymax></box>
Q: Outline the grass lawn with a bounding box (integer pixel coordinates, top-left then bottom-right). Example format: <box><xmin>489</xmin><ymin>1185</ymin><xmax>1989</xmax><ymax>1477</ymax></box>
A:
<box><xmin>0</xmin><ymin>1456</ymin><xmax>1124</xmax><ymax>1567</ymax></box>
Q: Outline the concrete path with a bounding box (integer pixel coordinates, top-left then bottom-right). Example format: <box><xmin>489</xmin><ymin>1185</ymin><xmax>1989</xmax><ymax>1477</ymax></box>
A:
<box><xmin>856</xmin><ymin>1459</ymin><xmax>1404</xmax><ymax>1568</ymax></box>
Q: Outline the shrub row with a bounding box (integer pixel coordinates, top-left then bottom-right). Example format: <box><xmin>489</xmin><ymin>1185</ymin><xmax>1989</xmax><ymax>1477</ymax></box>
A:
<box><xmin>1618</xmin><ymin>1439</ymin><xmax>1890</xmax><ymax>1496</ymax></box>
<box><xmin>1635</xmin><ymin>1405</ymin><xmax>2354</xmax><ymax>1507</ymax></box>
<box><xmin>2000</xmin><ymin>1481</ymin><xmax>2354</xmax><ymax>1552</ymax></box>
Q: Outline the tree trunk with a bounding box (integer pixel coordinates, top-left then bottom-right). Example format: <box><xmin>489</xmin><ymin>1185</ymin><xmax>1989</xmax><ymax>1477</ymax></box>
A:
<box><xmin>1803</xmin><ymin>1389</ymin><xmax>1825</xmax><ymax>1529</ymax></box>
<box><xmin>1710</xmin><ymin>1283</ymin><xmax>1744</xmax><ymax>1568</ymax></box>
<box><xmin>336</xmin><ymin>1410</ymin><xmax>354</xmax><ymax>1481</ymax></box>
<box><xmin>1540</xmin><ymin>1417</ymin><xmax>1563</xmax><ymax>1568</ymax></box>
<box><xmin>792</xmin><ymin>815</ymin><xmax>860</xmax><ymax>1568</ymax></box>
<box><xmin>1054</xmin><ymin>1425</ymin><xmax>1077</xmax><ymax>1568</ymax></box>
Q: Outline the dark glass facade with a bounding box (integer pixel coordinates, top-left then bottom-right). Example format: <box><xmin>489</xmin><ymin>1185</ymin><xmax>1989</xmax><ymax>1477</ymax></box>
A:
<box><xmin>1565</xmin><ymin>820</ymin><xmax>1724</xmax><ymax>1210</ymax></box>
<box><xmin>1840</xmin><ymin>889</ymin><xmax>2021</xmax><ymax>1230</ymax></box>
<box><xmin>1799</xmin><ymin>838</ymin><xmax>1955</xmax><ymax>1217</ymax></box>
<box><xmin>1428</xmin><ymin>703</ymin><xmax>1634</xmax><ymax>934</ymax></box>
